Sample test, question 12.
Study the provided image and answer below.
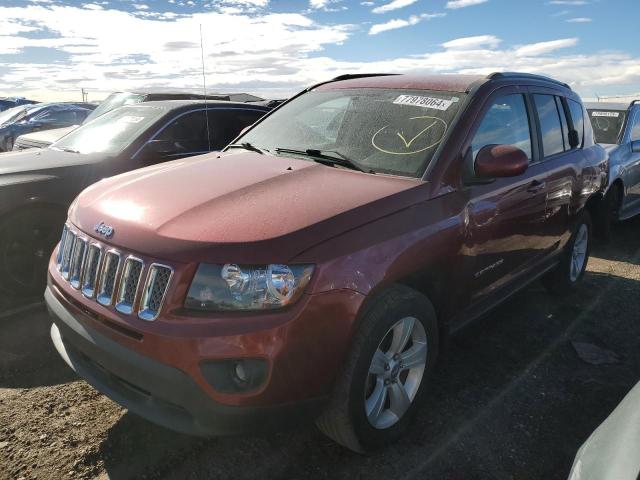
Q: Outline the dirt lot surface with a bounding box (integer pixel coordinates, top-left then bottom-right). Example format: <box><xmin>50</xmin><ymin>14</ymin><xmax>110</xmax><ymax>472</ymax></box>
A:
<box><xmin>1</xmin><ymin>218</ymin><xmax>639</xmax><ymax>480</ymax></box>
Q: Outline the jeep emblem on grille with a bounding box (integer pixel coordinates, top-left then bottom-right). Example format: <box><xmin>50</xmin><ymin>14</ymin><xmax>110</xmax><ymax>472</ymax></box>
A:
<box><xmin>94</xmin><ymin>221</ymin><xmax>114</xmax><ymax>238</ymax></box>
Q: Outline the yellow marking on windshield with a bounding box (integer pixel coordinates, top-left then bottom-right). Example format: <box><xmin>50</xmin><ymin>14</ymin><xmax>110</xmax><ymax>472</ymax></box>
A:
<box><xmin>396</xmin><ymin>120</ymin><xmax>438</xmax><ymax>148</ymax></box>
<box><xmin>371</xmin><ymin>116</ymin><xmax>448</xmax><ymax>156</ymax></box>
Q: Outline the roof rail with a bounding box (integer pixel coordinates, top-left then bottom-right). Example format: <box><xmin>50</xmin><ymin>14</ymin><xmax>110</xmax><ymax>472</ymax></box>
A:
<box><xmin>330</xmin><ymin>73</ymin><xmax>400</xmax><ymax>82</ymax></box>
<box><xmin>488</xmin><ymin>72</ymin><xmax>571</xmax><ymax>89</ymax></box>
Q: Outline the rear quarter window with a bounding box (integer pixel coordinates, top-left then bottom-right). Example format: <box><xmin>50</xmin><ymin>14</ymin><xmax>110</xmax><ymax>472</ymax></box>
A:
<box><xmin>568</xmin><ymin>100</ymin><xmax>584</xmax><ymax>147</ymax></box>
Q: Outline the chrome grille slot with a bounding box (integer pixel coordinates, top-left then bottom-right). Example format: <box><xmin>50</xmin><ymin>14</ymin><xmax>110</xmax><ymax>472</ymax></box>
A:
<box><xmin>115</xmin><ymin>257</ymin><xmax>144</xmax><ymax>314</ymax></box>
<box><xmin>97</xmin><ymin>250</ymin><xmax>121</xmax><ymax>306</ymax></box>
<box><xmin>69</xmin><ymin>237</ymin><xmax>87</xmax><ymax>289</ymax></box>
<box><xmin>81</xmin><ymin>244</ymin><xmax>102</xmax><ymax>298</ymax></box>
<box><xmin>139</xmin><ymin>264</ymin><xmax>173</xmax><ymax>321</ymax></box>
<box><xmin>60</xmin><ymin>231</ymin><xmax>76</xmax><ymax>279</ymax></box>
<box><xmin>56</xmin><ymin>225</ymin><xmax>68</xmax><ymax>267</ymax></box>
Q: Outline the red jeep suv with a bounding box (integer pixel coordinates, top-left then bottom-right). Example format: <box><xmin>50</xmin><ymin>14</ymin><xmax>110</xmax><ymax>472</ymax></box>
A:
<box><xmin>46</xmin><ymin>72</ymin><xmax>607</xmax><ymax>452</ymax></box>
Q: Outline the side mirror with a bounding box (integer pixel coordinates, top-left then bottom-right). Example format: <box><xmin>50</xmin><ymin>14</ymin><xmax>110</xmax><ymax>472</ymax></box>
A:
<box><xmin>145</xmin><ymin>139</ymin><xmax>177</xmax><ymax>156</ymax></box>
<box><xmin>475</xmin><ymin>144</ymin><xmax>529</xmax><ymax>178</ymax></box>
<box><xmin>632</xmin><ymin>140</ymin><xmax>640</xmax><ymax>153</ymax></box>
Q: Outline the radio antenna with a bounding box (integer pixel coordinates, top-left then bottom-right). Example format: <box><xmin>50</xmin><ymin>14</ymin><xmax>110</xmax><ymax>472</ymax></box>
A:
<box><xmin>200</xmin><ymin>23</ymin><xmax>211</xmax><ymax>151</ymax></box>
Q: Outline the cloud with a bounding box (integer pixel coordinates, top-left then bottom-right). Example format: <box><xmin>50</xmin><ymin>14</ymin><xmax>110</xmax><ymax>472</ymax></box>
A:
<box><xmin>442</xmin><ymin>35</ymin><xmax>500</xmax><ymax>50</ymax></box>
<box><xmin>566</xmin><ymin>17</ymin><xmax>592</xmax><ymax>22</ymax></box>
<box><xmin>309</xmin><ymin>0</ymin><xmax>344</xmax><ymax>11</ymax></box>
<box><xmin>0</xmin><ymin>4</ymin><xmax>639</xmax><ymax>101</ymax></box>
<box><xmin>446</xmin><ymin>0</ymin><xmax>488</xmax><ymax>9</ymax></box>
<box><xmin>132</xmin><ymin>3</ymin><xmax>150</xmax><ymax>10</ymax></box>
<box><xmin>514</xmin><ymin>37</ymin><xmax>578</xmax><ymax>56</ymax></box>
<box><xmin>369</xmin><ymin>12</ymin><xmax>444</xmax><ymax>34</ymax></box>
<box><xmin>372</xmin><ymin>0</ymin><xmax>418</xmax><ymax>14</ymax></box>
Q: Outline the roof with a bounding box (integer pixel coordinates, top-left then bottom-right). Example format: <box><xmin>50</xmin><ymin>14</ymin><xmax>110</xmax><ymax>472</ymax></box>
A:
<box><xmin>316</xmin><ymin>74</ymin><xmax>485</xmax><ymax>93</ymax></box>
<box><xmin>127</xmin><ymin>99</ymin><xmax>271</xmax><ymax>110</ymax></box>
<box><xmin>316</xmin><ymin>71</ymin><xmax>570</xmax><ymax>93</ymax></box>
<box><xmin>584</xmin><ymin>101</ymin><xmax>631</xmax><ymax>111</ymax></box>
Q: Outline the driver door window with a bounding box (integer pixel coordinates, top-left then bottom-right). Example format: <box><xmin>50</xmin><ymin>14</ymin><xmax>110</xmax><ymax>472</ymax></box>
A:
<box><xmin>471</xmin><ymin>94</ymin><xmax>533</xmax><ymax>160</ymax></box>
<box><xmin>153</xmin><ymin>110</ymin><xmax>210</xmax><ymax>156</ymax></box>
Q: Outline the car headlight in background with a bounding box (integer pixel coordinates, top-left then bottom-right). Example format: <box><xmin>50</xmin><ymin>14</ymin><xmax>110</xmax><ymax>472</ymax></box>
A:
<box><xmin>185</xmin><ymin>263</ymin><xmax>314</xmax><ymax>311</ymax></box>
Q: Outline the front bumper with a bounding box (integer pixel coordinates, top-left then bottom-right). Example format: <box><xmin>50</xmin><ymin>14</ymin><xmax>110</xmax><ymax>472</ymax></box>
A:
<box><xmin>46</xmin><ymin>286</ymin><xmax>329</xmax><ymax>436</ymax></box>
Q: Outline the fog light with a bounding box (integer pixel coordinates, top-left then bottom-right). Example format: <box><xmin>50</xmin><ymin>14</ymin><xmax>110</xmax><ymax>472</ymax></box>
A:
<box><xmin>200</xmin><ymin>358</ymin><xmax>268</xmax><ymax>393</ymax></box>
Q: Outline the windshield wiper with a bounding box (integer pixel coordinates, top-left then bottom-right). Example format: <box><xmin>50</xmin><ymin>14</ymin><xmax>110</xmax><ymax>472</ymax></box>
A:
<box><xmin>274</xmin><ymin>148</ymin><xmax>373</xmax><ymax>174</ymax></box>
<box><xmin>226</xmin><ymin>142</ymin><xmax>268</xmax><ymax>155</ymax></box>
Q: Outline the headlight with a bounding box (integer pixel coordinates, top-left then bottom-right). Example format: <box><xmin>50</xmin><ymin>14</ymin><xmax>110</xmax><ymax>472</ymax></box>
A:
<box><xmin>185</xmin><ymin>263</ymin><xmax>314</xmax><ymax>311</ymax></box>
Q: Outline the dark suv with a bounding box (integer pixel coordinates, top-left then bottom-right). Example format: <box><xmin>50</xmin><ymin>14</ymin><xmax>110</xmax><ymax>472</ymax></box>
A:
<box><xmin>0</xmin><ymin>100</ymin><xmax>270</xmax><ymax>295</ymax></box>
<box><xmin>46</xmin><ymin>73</ymin><xmax>607</xmax><ymax>452</ymax></box>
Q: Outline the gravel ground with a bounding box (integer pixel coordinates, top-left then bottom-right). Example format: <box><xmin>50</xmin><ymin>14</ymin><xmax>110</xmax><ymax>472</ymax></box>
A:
<box><xmin>0</xmin><ymin>217</ymin><xmax>639</xmax><ymax>480</ymax></box>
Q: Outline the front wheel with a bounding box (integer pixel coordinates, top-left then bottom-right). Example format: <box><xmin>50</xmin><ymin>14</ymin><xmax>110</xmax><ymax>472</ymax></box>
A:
<box><xmin>316</xmin><ymin>285</ymin><xmax>439</xmax><ymax>452</ymax></box>
<box><xmin>542</xmin><ymin>211</ymin><xmax>591</xmax><ymax>295</ymax></box>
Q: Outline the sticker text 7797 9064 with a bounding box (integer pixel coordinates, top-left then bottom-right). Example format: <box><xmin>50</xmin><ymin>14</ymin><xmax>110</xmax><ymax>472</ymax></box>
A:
<box><xmin>393</xmin><ymin>95</ymin><xmax>455</xmax><ymax>111</ymax></box>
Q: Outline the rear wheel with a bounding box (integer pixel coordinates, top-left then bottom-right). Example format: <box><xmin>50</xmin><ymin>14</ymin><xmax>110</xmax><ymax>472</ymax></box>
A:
<box><xmin>0</xmin><ymin>206</ymin><xmax>66</xmax><ymax>297</ymax></box>
<box><xmin>542</xmin><ymin>210</ymin><xmax>591</xmax><ymax>295</ymax></box>
<box><xmin>316</xmin><ymin>285</ymin><xmax>439</xmax><ymax>452</ymax></box>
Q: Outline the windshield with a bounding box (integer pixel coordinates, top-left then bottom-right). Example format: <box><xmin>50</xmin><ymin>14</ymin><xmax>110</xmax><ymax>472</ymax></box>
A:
<box><xmin>0</xmin><ymin>104</ymin><xmax>35</xmax><ymax>126</ymax></box>
<box><xmin>52</xmin><ymin>104</ymin><xmax>166</xmax><ymax>154</ymax></box>
<box><xmin>239</xmin><ymin>88</ymin><xmax>465</xmax><ymax>177</ymax></box>
<box><xmin>587</xmin><ymin>108</ymin><xmax>627</xmax><ymax>144</ymax></box>
<box><xmin>83</xmin><ymin>92</ymin><xmax>146</xmax><ymax>124</ymax></box>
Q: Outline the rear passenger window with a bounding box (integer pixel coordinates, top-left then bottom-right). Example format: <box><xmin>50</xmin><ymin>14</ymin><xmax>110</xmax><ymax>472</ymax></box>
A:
<box><xmin>568</xmin><ymin>100</ymin><xmax>584</xmax><ymax>147</ymax></box>
<box><xmin>471</xmin><ymin>94</ymin><xmax>532</xmax><ymax>160</ymax></box>
<box><xmin>534</xmin><ymin>94</ymin><xmax>565</xmax><ymax>157</ymax></box>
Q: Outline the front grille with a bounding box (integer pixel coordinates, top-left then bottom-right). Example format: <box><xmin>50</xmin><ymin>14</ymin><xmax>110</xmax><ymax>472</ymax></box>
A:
<box><xmin>59</xmin><ymin>230</ymin><xmax>76</xmax><ymax>279</ymax></box>
<box><xmin>69</xmin><ymin>237</ymin><xmax>87</xmax><ymax>289</ymax></box>
<box><xmin>139</xmin><ymin>264</ymin><xmax>173</xmax><ymax>321</ymax></box>
<box><xmin>81</xmin><ymin>244</ymin><xmax>102</xmax><ymax>298</ymax></box>
<box><xmin>56</xmin><ymin>224</ymin><xmax>173</xmax><ymax>321</ymax></box>
<box><xmin>115</xmin><ymin>257</ymin><xmax>144</xmax><ymax>314</ymax></box>
<box><xmin>97</xmin><ymin>251</ymin><xmax>121</xmax><ymax>306</ymax></box>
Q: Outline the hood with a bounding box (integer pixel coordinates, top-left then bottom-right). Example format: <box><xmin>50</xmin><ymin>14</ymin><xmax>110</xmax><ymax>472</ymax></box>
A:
<box><xmin>0</xmin><ymin>148</ymin><xmax>106</xmax><ymax>176</ymax></box>
<box><xmin>16</xmin><ymin>126</ymin><xmax>76</xmax><ymax>146</ymax></box>
<box><xmin>70</xmin><ymin>151</ymin><xmax>427</xmax><ymax>263</ymax></box>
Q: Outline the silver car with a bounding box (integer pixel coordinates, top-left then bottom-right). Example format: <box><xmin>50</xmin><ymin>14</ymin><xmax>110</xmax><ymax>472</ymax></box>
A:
<box><xmin>585</xmin><ymin>101</ymin><xmax>640</xmax><ymax>238</ymax></box>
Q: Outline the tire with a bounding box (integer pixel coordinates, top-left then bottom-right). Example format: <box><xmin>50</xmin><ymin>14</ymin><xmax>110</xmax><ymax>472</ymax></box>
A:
<box><xmin>595</xmin><ymin>185</ymin><xmax>621</xmax><ymax>243</ymax></box>
<box><xmin>0</xmin><ymin>205</ymin><xmax>66</xmax><ymax>297</ymax></box>
<box><xmin>542</xmin><ymin>210</ymin><xmax>592</xmax><ymax>296</ymax></box>
<box><xmin>316</xmin><ymin>284</ymin><xmax>439</xmax><ymax>453</ymax></box>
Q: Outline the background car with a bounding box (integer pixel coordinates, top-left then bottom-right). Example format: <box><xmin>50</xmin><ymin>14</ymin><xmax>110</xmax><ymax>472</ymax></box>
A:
<box><xmin>568</xmin><ymin>381</ymin><xmax>640</xmax><ymax>480</ymax></box>
<box><xmin>13</xmin><ymin>90</ymin><xmax>266</xmax><ymax>150</ymax></box>
<box><xmin>0</xmin><ymin>99</ymin><xmax>271</xmax><ymax>296</ymax></box>
<box><xmin>585</xmin><ymin>101</ymin><xmax>640</xmax><ymax>238</ymax></box>
<box><xmin>0</xmin><ymin>102</ymin><xmax>95</xmax><ymax>152</ymax></box>
<box><xmin>0</xmin><ymin>96</ymin><xmax>38</xmax><ymax>112</ymax></box>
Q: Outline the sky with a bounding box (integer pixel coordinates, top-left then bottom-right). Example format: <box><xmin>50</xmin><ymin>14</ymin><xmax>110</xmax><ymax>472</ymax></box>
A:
<box><xmin>1</xmin><ymin>0</ymin><xmax>639</xmax><ymax>102</ymax></box>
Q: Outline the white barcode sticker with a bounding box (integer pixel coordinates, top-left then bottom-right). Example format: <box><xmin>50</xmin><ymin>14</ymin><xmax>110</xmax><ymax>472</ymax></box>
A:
<box><xmin>393</xmin><ymin>95</ymin><xmax>454</xmax><ymax>111</ymax></box>
<box><xmin>591</xmin><ymin>111</ymin><xmax>620</xmax><ymax>118</ymax></box>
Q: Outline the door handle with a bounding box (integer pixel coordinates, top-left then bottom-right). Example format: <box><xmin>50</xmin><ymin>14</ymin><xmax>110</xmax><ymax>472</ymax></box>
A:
<box><xmin>526</xmin><ymin>180</ymin><xmax>546</xmax><ymax>193</ymax></box>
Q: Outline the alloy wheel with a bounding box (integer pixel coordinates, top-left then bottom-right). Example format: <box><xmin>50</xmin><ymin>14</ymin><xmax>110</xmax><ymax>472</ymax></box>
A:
<box><xmin>364</xmin><ymin>316</ymin><xmax>427</xmax><ymax>429</ymax></box>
